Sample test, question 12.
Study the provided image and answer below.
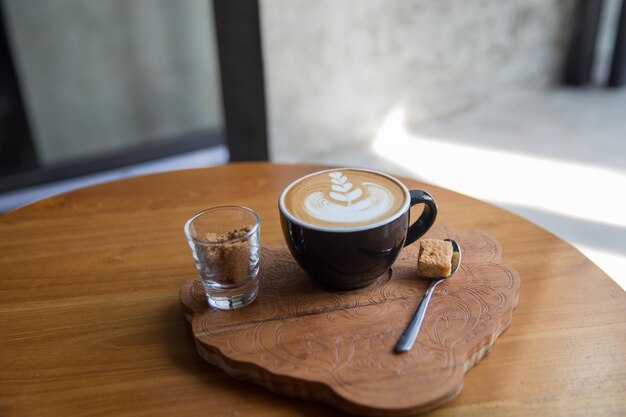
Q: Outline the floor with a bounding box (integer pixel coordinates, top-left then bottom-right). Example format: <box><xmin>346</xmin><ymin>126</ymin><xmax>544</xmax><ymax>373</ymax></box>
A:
<box><xmin>309</xmin><ymin>88</ymin><xmax>626</xmax><ymax>291</ymax></box>
<box><xmin>0</xmin><ymin>145</ymin><xmax>229</xmax><ymax>213</ymax></box>
<box><xmin>1</xmin><ymin>88</ymin><xmax>624</xmax><ymax>290</ymax></box>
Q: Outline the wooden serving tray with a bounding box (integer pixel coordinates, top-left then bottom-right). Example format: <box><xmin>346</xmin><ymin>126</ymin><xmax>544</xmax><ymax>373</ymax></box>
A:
<box><xmin>179</xmin><ymin>225</ymin><xmax>521</xmax><ymax>415</ymax></box>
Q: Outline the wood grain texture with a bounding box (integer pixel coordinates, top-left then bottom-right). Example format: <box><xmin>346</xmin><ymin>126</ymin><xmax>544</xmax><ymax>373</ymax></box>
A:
<box><xmin>0</xmin><ymin>163</ymin><xmax>625</xmax><ymax>417</ymax></box>
<box><xmin>180</xmin><ymin>226</ymin><xmax>521</xmax><ymax>415</ymax></box>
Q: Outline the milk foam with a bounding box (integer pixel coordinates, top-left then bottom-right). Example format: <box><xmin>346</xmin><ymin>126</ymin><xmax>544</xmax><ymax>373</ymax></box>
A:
<box><xmin>303</xmin><ymin>172</ymin><xmax>394</xmax><ymax>224</ymax></box>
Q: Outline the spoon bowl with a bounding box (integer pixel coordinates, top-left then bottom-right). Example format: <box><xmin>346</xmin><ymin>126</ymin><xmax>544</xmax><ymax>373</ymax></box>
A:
<box><xmin>394</xmin><ymin>238</ymin><xmax>462</xmax><ymax>353</ymax></box>
<box><xmin>447</xmin><ymin>238</ymin><xmax>462</xmax><ymax>277</ymax></box>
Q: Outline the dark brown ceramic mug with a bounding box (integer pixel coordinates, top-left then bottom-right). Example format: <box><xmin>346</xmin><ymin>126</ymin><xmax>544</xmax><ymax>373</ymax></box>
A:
<box><xmin>278</xmin><ymin>168</ymin><xmax>437</xmax><ymax>290</ymax></box>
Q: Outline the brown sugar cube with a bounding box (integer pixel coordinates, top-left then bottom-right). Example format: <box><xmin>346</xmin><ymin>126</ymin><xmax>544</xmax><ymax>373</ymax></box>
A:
<box><xmin>417</xmin><ymin>239</ymin><xmax>453</xmax><ymax>278</ymax></box>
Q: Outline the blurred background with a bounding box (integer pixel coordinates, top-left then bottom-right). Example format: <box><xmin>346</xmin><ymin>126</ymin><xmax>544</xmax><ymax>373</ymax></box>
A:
<box><xmin>1</xmin><ymin>0</ymin><xmax>624</xmax><ymax>289</ymax></box>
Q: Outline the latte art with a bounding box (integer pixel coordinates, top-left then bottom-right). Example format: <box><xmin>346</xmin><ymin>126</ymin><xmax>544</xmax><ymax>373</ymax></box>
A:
<box><xmin>304</xmin><ymin>173</ymin><xmax>394</xmax><ymax>223</ymax></box>
<box><xmin>281</xmin><ymin>169</ymin><xmax>407</xmax><ymax>228</ymax></box>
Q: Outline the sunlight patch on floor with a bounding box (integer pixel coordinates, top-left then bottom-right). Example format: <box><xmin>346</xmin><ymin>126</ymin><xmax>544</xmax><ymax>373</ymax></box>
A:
<box><xmin>371</xmin><ymin>107</ymin><xmax>626</xmax><ymax>290</ymax></box>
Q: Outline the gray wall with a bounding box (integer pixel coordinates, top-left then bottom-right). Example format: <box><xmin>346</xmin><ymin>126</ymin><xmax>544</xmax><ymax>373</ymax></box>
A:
<box><xmin>5</xmin><ymin>0</ymin><xmax>222</xmax><ymax>165</ymax></box>
<box><xmin>261</xmin><ymin>0</ymin><xmax>575</xmax><ymax>161</ymax></box>
<box><xmin>5</xmin><ymin>0</ymin><xmax>577</xmax><ymax>165</ymax></box>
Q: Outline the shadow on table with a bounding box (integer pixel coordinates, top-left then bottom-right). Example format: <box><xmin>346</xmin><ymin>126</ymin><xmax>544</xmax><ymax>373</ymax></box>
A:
<box><xmin>162</xmin><ymin>301</ymin><xmax>347</xmax><ymax>416</ymax></box>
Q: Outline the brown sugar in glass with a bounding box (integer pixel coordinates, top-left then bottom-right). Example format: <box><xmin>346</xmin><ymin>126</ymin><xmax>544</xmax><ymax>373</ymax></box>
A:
<box><xmin>184</xmin><ymin>206</ymin><xmax>261</xmax><ymax>310</ymax></box>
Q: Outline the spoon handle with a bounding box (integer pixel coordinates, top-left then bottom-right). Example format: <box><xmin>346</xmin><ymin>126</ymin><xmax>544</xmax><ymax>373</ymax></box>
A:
<box><xmin>394</xmin><ymin>278</ymin><xmax>443</xmax><ymax>353</ymax></box>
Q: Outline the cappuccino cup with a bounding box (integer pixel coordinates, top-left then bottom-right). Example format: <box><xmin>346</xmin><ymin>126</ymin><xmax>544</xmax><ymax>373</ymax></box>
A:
<box><xmin>278</xmin><ymin>168</ymin><xmax>437</xmax><ymax>290</ymax></box>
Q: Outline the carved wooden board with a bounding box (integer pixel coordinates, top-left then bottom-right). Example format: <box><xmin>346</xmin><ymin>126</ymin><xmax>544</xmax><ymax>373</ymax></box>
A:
<box><xmin>179</xmin><ymin>225</ymin><xmax>521</xmax><ymax>416</ymax></box>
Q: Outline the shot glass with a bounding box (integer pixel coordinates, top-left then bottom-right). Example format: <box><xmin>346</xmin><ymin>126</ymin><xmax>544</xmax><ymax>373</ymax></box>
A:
<box><xmin>184</xmin><ymin>206</ymin><xmax>260</xmax><ymax>310</ymax></box>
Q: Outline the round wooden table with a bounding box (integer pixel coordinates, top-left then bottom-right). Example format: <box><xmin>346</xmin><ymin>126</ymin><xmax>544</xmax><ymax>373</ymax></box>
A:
<box><xmin>0</xmin><ymin>163</ymin><xmax>624</xmax><ymax>416</ymax></box>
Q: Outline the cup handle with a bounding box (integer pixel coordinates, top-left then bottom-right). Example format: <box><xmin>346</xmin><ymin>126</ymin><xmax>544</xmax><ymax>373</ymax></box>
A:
<box><xmin>404</xmin><ymin>190</ymin><xmax>437</xmax><ymax>247</ymax></box>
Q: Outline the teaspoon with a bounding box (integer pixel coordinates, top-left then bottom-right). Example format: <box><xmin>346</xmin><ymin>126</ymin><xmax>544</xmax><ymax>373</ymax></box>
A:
<box><xmin>394</xmin><ymin>238</ymin><xmax>462</xmax><ymax>353</ymax></box>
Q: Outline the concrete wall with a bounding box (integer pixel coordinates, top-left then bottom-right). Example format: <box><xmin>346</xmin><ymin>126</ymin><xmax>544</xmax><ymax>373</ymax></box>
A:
<box><xmin>5</xmin><ymin>0</ymin><xmax>222</xmax><ymax>165</ymax></box>
<box><xmin>261</xmin><ymin>0</ymin><xmax>576</xmax><ymax>161</ymax></box>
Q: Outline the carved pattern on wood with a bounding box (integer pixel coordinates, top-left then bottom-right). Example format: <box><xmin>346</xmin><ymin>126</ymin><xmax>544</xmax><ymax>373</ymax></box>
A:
<box><xmin>180</xmin><ymin>225</ymin><xmax>521</xmax><ymax>416</ymax></box>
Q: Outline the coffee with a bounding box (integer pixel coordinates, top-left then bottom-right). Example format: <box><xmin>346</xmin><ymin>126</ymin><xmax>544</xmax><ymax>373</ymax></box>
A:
<box><xmin>281</xmin><ymin>169</ymin><xmax>407</xmax><ymax>228</ymax></box>
<box><xmin>279</xmin><ymin>168</ymin><xmax>438</xmax><ymax>289</ymax></box>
